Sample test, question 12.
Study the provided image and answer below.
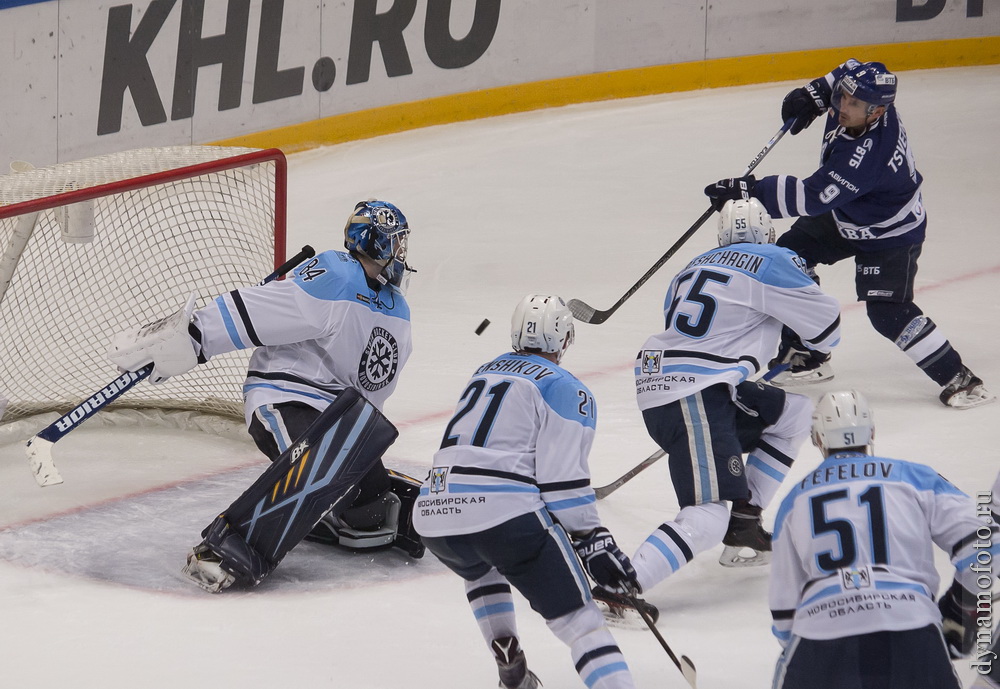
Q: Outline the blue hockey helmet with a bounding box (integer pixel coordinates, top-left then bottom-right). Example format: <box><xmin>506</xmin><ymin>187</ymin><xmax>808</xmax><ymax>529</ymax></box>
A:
<box><xmin>344</xmin><ymin>199</ymin><xmax>414</xmax><ymax>291</ymax></box>
<box><xmin>832</xmin><ymin>61</ymin><xmax>897</xmax><ymax>116</ymax></box>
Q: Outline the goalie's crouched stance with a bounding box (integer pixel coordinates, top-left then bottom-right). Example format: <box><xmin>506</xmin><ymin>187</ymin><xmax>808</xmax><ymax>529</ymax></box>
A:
<box><xmin>181</xmin><ymin>388</ymin><xmax>422</xmax><ymax>593</ymax></box>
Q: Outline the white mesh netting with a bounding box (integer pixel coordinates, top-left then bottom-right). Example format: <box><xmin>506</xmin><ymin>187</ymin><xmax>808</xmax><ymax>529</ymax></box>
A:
<box><xmin>0</xmin><ymin>146</ymin><xmax>284</xmax><ymax>426</ymax></box>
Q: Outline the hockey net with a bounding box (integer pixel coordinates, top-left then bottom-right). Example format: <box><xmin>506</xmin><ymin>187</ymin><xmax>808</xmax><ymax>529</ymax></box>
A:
<box><xmin>0</xmin><ymin>146</ymin><xmax>286</xmax><ymax>433</ymax></box>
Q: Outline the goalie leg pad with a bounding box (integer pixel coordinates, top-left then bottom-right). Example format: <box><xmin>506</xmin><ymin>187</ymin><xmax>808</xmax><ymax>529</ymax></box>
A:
<box><xmin>190</xmin><ymin>388</ymin><xmax>398</xmax><ymax>586</ymax></box>
<box><xmin>183</xmin><ymin>514</ymin><xmax>276</xmax><ymax>592</ymax></box>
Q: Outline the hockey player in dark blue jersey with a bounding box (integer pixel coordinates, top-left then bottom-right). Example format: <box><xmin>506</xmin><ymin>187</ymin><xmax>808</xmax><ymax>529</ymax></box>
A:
<box><xmin>705</xmin><ymin>59</ymin><xmax>994</xmax><ymax>409</ymax></box>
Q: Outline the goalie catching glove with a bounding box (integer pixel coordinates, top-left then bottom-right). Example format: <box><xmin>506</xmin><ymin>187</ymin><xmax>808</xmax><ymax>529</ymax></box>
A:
<box><xmin>573</xmin><ymin>527</ymin><xmax>639</xmax><ymax>594</ymax></box>
<box><xmin>108</xmin><ymin>294</ymin><xmax>200</xmax><ymax>384</ymax></box>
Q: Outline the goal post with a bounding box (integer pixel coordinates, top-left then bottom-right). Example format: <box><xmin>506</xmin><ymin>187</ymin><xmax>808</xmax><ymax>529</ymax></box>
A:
<box><xmin>0</xmin><ymin>146</ymin><xmax>287</xmax><ymax>427</ymax></box>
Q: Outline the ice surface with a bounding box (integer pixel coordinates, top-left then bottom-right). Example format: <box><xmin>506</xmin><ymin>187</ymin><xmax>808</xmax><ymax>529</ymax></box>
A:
<box><xmin>2</xmin><ymin>65</ymin><xmax>998</xmax><ymax>688</ymax></box>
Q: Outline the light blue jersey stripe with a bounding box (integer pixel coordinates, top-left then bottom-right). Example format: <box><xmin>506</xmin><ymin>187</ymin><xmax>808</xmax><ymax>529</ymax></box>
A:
<box><xmin>546</xmin><ymin>494</ymin><xmax>597</xmax><ymax>511</ymax></box>
<box><xmin>215</xmin><ymin>295</ymin><xmax>248</xmax><ymax>349</ymax></box>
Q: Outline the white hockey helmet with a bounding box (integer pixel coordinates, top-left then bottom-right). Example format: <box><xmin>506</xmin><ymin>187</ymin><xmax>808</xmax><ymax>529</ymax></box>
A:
<box><xmin>718</xmin><ymin>199</ymin><xmax>775</xmax><ymax>247</ymax></box>
<box><xmin>811</xmin><ymin>390</ymin><xmax>875</xmax><ymax>454</ymax></box>
<box><xmin>511</xmin><ymin>294</ymin><xmax>575</xmax><ymax>363</ymax></box>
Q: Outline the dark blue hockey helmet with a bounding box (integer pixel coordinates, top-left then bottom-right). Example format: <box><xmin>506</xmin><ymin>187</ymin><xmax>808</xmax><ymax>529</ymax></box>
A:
<box><xmin>832</xmin><ymin>61</ymin><xmax>897</xmax><ymax>115</ymax></box>
<box><xmin>344</xmin><ymin>199</ymin><xmax>414</xmax><ymax>291</ymax></box>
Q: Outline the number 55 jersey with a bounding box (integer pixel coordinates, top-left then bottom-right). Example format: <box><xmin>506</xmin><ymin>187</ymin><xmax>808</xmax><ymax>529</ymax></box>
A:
<box><xmin>635</xmin><ymin>242</ymin><xmax>841</xmax><ymax>410</ymax></box>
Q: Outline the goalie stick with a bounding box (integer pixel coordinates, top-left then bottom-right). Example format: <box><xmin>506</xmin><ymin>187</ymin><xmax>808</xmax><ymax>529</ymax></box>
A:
<box><xmin>24</xmin><ymin>244</ymin><xmax>316</xmax><ymax>487</ymax></box>
<box><xmin>595</xmin><ymin>362</ymin><xmax>788</xmax><ymax>500</ymax></box>
<box><xmin>568</xmin><ymin>118</ymin><xmax>794</xmax><ymax>325</ymax></box>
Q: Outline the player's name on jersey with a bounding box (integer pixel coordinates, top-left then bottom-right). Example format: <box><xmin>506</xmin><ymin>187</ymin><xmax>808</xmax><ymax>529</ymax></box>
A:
<box><xmin>799</xmin><ymin>460</ymin><xmax>894</xmax><ymax>489</ymax></box>
<box><xmin>687</xmin><ymin>248</ymin><xmax>765</xmax><ymax>274</ymax></box>
<box><xmin>476</xmin><ymin>357</ymin><xmax>556</xmax><ymax>380</ymax></box>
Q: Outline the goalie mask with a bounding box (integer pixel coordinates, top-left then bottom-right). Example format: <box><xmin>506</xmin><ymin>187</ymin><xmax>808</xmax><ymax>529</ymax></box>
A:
<box><xmin>718</xmin><ymin>199</ymin><xmax>774</xmax><ymax>247</ymax></box>
<box><xmin>811</xmin><ymin>390</ymin><xmax>875</xmax><ymax>455</ymax></box>
<box><xmin>511</xmin><ymin>294</ymin><xmax>575</xmax><ymax>364</ymax></box>
<box><xmin>344</xmin><ymin>200</ymin><xmax>414</xmax><ymax>293</ymax></box>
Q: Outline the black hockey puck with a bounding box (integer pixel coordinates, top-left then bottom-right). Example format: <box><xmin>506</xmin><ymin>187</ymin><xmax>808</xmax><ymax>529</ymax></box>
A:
<box><xmin>475</xmin><ymin>319</ymin><xmax>490</xmax><ymax>336</ymax></box>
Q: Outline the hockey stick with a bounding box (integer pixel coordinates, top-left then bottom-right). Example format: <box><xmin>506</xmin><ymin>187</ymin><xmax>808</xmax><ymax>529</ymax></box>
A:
<box><xmin>594</xmin><ymin>448</ymin><xmax>665</xmax><ymax>500</ymax></box>
<box><xmin>626</xmin><ymin>590</ymin><xmax>698</xmax><ymax>688</ymax></box>
<box><xmin>24</xmin><ymin>244</ymin><xmax>317</xmax><ymax>487</ymax></box>
<box><xmin>568</xmin><ymin>119</ymin><xmax>794</xmax><ymax>325</ymax></box>
<box><xmin>595</xmin><ymin>362</ymin><xmax>790</xmax><ymax>500</ymax></box>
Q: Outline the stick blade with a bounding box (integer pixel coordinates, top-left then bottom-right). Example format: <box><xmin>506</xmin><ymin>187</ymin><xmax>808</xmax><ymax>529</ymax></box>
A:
<box><xmin>680</xmin><ymin>655</ymin><xmax>697</xmax><ymax>688</ymax></box>
<box><xmin>567</xmin><ymin>298</ymin><xmax>597</xmax><ymax>323</ymax></box>
<box><xmin>25</xmin><ymin>437</ymin><xmax>64</xmax><ymax>487</ymax></box>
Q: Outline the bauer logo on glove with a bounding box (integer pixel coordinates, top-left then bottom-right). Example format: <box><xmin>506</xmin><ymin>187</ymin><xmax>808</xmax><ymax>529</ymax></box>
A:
<box><xmin>704</xmin><ymin>176</ymin><xmax>757</xmax><ymax>212</ymax></box>
<box><xmin>573</xmin><ymin>526</ymin><xmax>639</xmax><ymax>594</ymax></box>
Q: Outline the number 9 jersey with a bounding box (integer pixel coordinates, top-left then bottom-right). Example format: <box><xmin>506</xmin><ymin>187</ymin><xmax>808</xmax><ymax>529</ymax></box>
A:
<box><xmin>412</xmin><ymin>352</ymin><xmax>600</xmax><ymax>538</ymax></box>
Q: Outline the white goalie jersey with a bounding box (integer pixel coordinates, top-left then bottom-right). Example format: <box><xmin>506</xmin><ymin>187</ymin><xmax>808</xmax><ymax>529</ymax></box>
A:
<box><xmin>191</xmin><ymin>250</ymin><xmax>412</xmax><ymax>423</ymax></box>
<box><xmin>635</xmin><ymin>243</ymin><xmax>841</xmax><ymax>410</ymax></box>
<box><xmin>412</xmin><ymin>352</ymin><xmax>600</xmax><ymax>538</ymax></box>
<box><xmin>769</xmin><ymin>452</ymin><xmax>1000</xmax><ymax>647</ymax></box>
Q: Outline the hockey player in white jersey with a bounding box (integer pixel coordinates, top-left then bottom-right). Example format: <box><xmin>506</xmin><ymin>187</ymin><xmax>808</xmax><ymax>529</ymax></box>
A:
<box><xmin>413</xmin><ymin>295</ymin><xmax>639</xmax><ymax>689</ymax></box>
<box><xmin>971</xmin><ymin>469</ymin><xmax>1000</xmax><ymax>689</ymax></box>
<box><xmin>109</xmin><ymin>199</ymin><xmax>420</xmax><ymax>591</ymax></box>
<box><xmin>624</xmin><ymin>199</ymin><xmax>841</xmax><ymax>601</ymax></box>
<box><xmin>770</xmin><ymin>390</ymin><xmax>1000</xmax><ymax>688</ymax></box>
<box><xmin>705</xmin><ymin>59</ymin><xmax>993</xmax><ymax>409</ymax></box>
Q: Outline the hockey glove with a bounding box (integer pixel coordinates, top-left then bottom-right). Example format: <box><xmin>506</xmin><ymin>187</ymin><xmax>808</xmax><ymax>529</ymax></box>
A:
<box><xmin>573</xmin><ymin>527</ymin><xmax>639</xmax><ymax>594</ymax></box>
<box><xmin>108</xmin><ymin>293</ymin><xmax>200</xmax><ymax>384</ymax></box>
<box><xmin>781</xmin><ymin>79</ymin><xmax>828</xmax><ymax>135</ymax></box>
<box><xmin>704</xmin><ymin>176</ymin><xmax>756</xmax><ymax>212</ymax></box>
<box><xmin>769</xmin><ymin>329</ymin><xmax>830</xmax><ymax>373</ymax></box>
<box><xmin>938</xmin><ymin>580</ymin><xmax>978</xmax><ymax>659</ymax></box>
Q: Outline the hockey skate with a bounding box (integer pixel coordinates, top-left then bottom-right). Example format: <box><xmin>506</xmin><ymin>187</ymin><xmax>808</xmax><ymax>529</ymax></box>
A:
<box><xmin>768</xmin><ymin>350</ymin><xmax>834</xmax><ymax>387</ymax></box>
<box><xmin>491</xmin><ymin>636</ymin><xmax>541</xmax><ymax>689</ymax></box>
<box><xmin>940</xmin><ymin>366</ymin><xmax>996</xmax><ymax>410</ymax></box>
<box><xmin>182</xmin><ymin>544</ymin><xmax>236</xmax><ymax>594</ymax></box>
<box><xmin>590</xmin><ymin>586</ymin><xmax>660</xmax><ymax>630</ymax></box>
<box><xmin>719</xmin><ymin>500</ymin><xmax>772</xmax><ymax>567</ymax></box>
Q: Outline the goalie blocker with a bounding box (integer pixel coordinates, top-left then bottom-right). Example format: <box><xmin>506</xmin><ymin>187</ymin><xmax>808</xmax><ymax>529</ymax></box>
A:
<box><xmin>183</xmin><ymin>388</ymin><xmax>421</xmax><ymax>593</ymax></box>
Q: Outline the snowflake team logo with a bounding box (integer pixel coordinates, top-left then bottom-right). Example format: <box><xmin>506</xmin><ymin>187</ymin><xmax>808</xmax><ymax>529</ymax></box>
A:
<box><xmin>358</xmin><ymin>327</ymin><xmax>399</xmax><ymax>391</ymax></box>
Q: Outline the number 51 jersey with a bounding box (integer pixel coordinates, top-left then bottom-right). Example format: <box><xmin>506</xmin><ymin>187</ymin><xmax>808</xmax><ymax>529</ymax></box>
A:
<box><xmin>769</xmin><ymin>452</ymin><xmax>1000</xmax><ymax>645</ymax></box>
